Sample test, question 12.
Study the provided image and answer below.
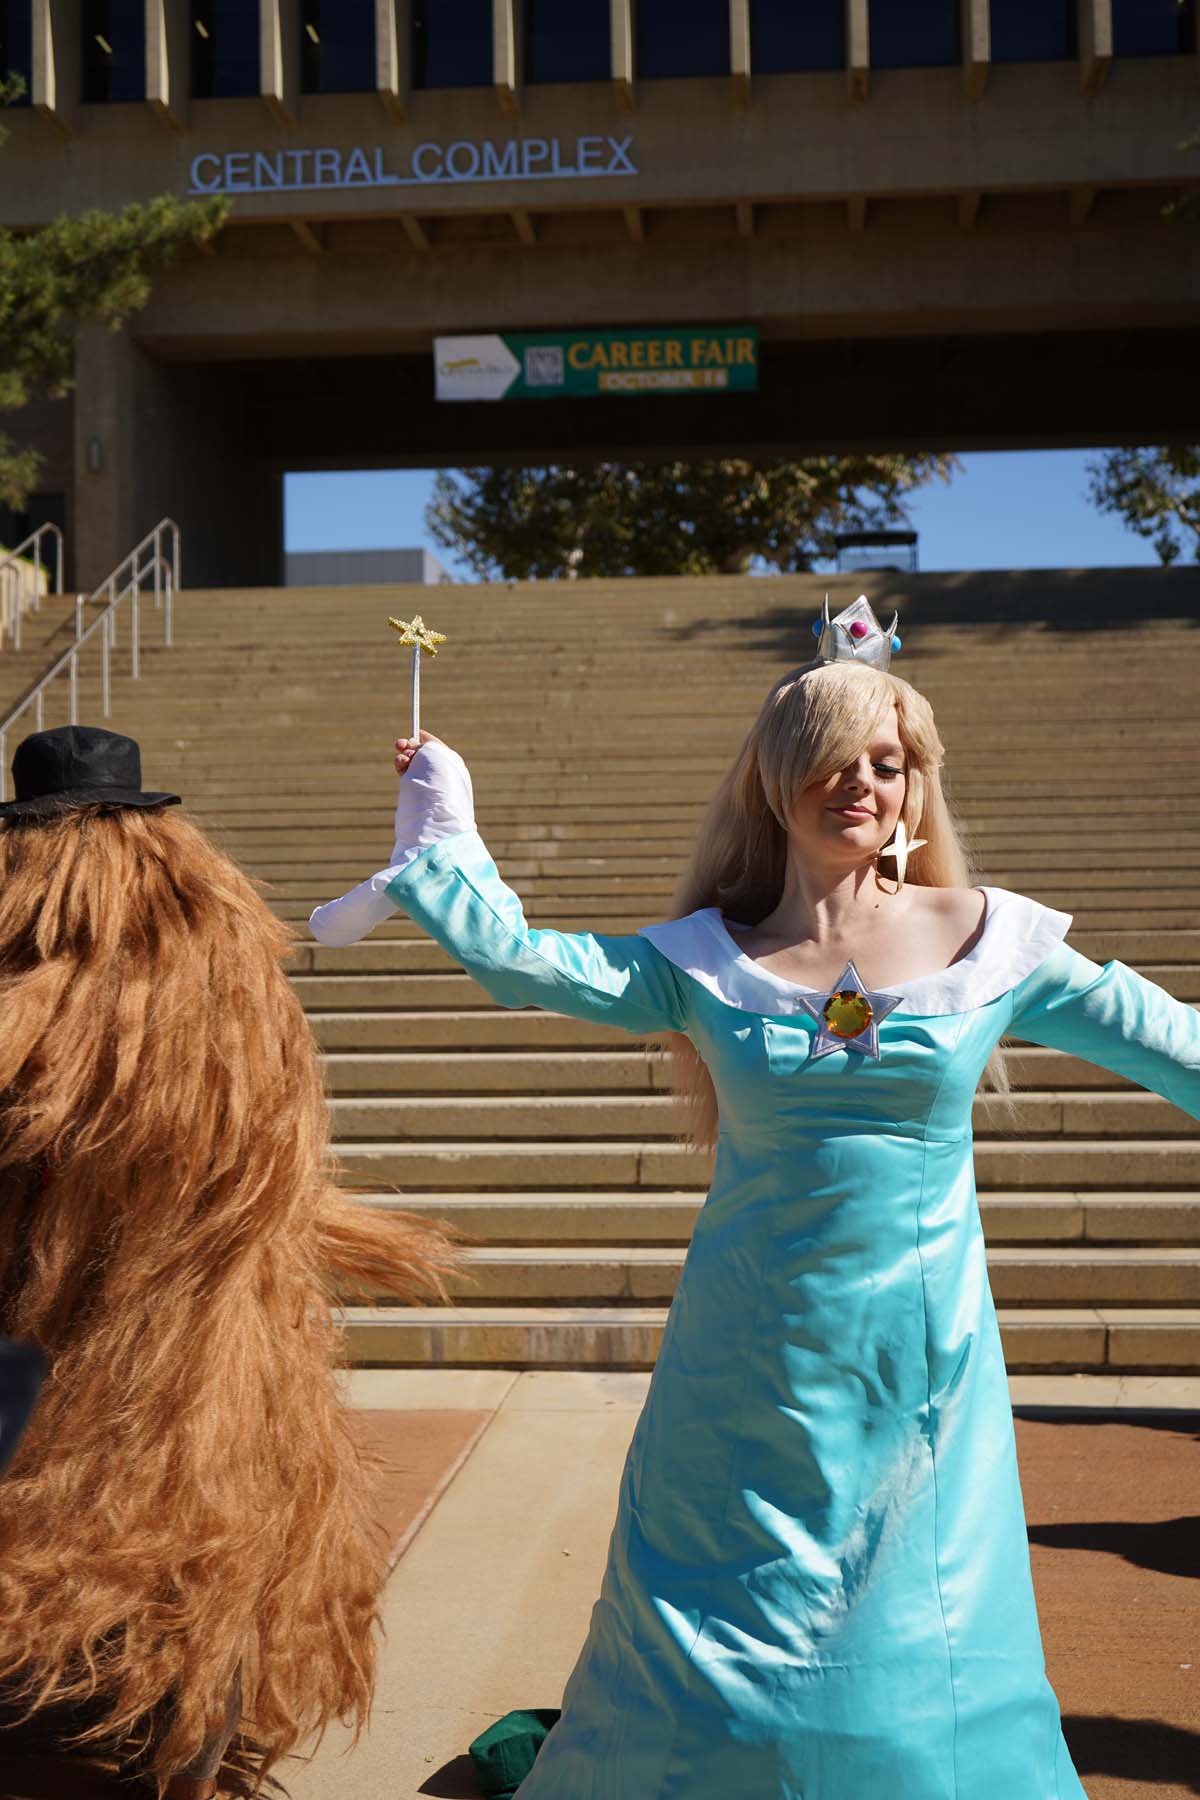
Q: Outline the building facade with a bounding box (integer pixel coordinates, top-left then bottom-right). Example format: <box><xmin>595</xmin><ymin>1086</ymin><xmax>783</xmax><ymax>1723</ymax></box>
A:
<box><xmin>1</xmin><ymin>2</ymin><xmax>1197</xmax><ymax>587</ymax></box>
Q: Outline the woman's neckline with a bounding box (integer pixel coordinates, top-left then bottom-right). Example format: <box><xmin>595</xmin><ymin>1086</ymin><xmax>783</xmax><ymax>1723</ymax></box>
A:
<box><xmin>713</xmin><ymin>886</ymin><xmax>991</xmax><ymax>998</ymax></box>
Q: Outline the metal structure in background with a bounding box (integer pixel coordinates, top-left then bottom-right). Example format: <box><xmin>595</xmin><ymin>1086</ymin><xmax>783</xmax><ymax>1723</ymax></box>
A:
<box><xmin>0</xmin><ymin>523</ymin><xmax>66</xmax><ymax>650</ymax></box>
<box><xmin>0</xmin><ymin>520</ymin><xmax>181</xmax><ymax>802</ymax></box>
<box><xmin>835</xmin><ymin>530</ymin><xmax>920</xmax><ymax>576</ymax></box>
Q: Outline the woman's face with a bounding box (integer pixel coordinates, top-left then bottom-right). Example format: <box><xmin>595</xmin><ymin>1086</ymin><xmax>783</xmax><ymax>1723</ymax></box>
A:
<box><xmin>786</xmin><ymin>702</ymin><xmax>908</xmax><ymax>868</ymax></box>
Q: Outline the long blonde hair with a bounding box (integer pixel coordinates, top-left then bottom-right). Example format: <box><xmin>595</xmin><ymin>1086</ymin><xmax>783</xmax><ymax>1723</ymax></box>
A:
<box><xmin>658</xmin><ymin>658</ymin><xmax>1013</xmax><ymax>1146</ymax></box>
<box><xmin>0</xmin><ymin>806</ymin><xmax>459</xmax><ymax>1791</ymax></box>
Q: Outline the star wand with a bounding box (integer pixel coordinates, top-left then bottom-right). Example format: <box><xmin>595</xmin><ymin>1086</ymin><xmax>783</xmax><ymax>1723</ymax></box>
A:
<box><xmin>388</xmin><ymin>613</ymin><xmax>447</xmax><ymax>738</ymax></box>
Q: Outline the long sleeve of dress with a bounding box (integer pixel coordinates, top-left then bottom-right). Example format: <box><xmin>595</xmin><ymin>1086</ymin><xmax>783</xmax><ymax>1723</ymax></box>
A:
<box><xmin>307</xmin><ymin>741</ymin><xmax>690</xmax><ymax>1037</ymax></box>
<box><xmin>1007</xmin><ymin>940</ymin><xmax>1200</xmax><ymax>1120</ymax></box>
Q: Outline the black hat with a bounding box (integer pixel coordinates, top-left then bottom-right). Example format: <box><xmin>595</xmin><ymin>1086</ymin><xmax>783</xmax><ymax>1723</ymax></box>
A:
<box><xmin>0</xmin><ymin>725</ymin><xmax>181</xmax><ymax>820</ymax></box>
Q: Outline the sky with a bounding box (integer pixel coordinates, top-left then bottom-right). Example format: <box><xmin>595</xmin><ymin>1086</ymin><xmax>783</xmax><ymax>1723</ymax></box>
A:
<box><xmin>283</xmin><ymin>448</ymin><xmax>1159</xmax><ymax>577</ymax></box>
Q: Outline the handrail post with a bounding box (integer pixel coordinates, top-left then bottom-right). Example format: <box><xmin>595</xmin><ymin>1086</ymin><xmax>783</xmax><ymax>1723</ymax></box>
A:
<box><xmin>69</xmin><ymin>651</ymin><xmax>78</xmax><ymax>724</ymax></box>
<box><xmin>75</xmin><ymin>594</ymin><xmax>85</xmax><ymax>641</ymax></box>
<box><xmin>165</xmin><ymin>566</ymin><xmax>174</xmax><ymax>648</ymax></box>
<box><xmin>131</xmin><ymin>569</ymin><xmax>140</xmax><ymax>681</ymax></box>
<box><xmin>101</xmin><ymin>614</ymin><xmax>110</xmax><ymax>717</ymax></box>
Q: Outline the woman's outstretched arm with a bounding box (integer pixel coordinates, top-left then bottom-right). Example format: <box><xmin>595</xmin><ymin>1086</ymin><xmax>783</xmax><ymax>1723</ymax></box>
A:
<box><xmin>1007</xmin><ymin>941</ymin><xmax>1200</xmax><ymax>1120</ymax></box>
<box><xmin>308</xmin><ymin>735</ymin><xmax>690</xmax><ymax>1038</ymax></box>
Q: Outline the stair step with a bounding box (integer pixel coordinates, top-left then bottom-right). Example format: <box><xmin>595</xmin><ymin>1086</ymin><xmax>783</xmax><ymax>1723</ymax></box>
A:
<box><xmin>334</xmin><ymin>1138</ymin><xmax>1200</xmax><ymax>1190</ymax></box>
<box><xmin>325</xmin><ymin>1091</ymin><xmax>1200</xmax><ymax>1141</ymax></box>
<box><xmin>428</xmin><ymin>1245</ymin><xmax>1200</xmax><ymax>1306</ymax></box>
<box><xmin>363</xmin><ymin>1190</ymin><xmax>1200</xmax><ymax>1246</ymax></box>
<box><xmin>341</xmin><ymin>1305</ymin><xmax>1200</xmax><ymax>1372</ymax></box>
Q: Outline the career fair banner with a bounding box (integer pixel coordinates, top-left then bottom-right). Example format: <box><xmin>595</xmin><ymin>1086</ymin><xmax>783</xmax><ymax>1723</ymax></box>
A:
<box><xmin>434</xmin><ymin>329</ymin><xmax>760</xmax><ymax>401</ymax></box>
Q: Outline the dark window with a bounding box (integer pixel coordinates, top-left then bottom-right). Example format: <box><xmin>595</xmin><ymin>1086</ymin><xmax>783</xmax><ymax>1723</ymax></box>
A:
<box><xmin>637</xmin><ymin>0</ymin><xmax>729</xmax><ymax>78</ymax></box>
<box><xmin>0</xmin><ymin>1</ymin><xmax>33</xmax><ymax>105</ymax></box>
<box><xmin>82</xmin><ymin>0</ymin><xmax>146</xmax><ymax>101</ymax></box>
<box><xmin>1112</xmin><ymin>0</ymin><xmax>1195</xmax><ymax>55</ymax></box>
<box><xmin>750</xmin><ymin>0</ymin><xmax>844</xmax><ymax>71</ymax></box>
<box><xmin>412</xmin><ymin>0</ymin><xmax>492</xmax><ymax>88</ymax></box>
<box><xmin>301</xmin><ymin>0</ymin><xmax>374</xmax><ymax>93</ymax></box>
<box><xmin>526</xmin><ymin>0</ymin><xmax>609</xmax><ymax>82</ymax></box>
<box><xmin>191</xmin><ymin>1</ymin><xmax>259</xmax><ymax>99</ymax></box>
<box><xmin>870</xmin><ymin>0</ymin><xmax>960</xmax><ymax>67</ymax></box>
<box><xmin>990</xmin><ymin>0</ymin><xmax>1077</xmax><ymax>61</ymax></box>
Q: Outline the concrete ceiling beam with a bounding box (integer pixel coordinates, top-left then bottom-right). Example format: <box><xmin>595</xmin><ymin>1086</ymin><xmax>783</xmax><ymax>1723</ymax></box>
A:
<box><xmin>846</xmin><ymin>0</ymin><xmax>869</xmax><ymax>100</ymax></box>
<box><xmin>146</xmin><ymin>0</ymin><xmax>188</xmax><ymax>132</ymax></box>
<box><xmin>1069</xmin><ymin>186</ymin><xmax>1098</xmax><ymax>229</ymax></box>
<box><xmin>493</xmin><ymin>0</ymin><xmax>521</xmax><ymax>117</ymax></box>
<box><xmin>730</xmin><ymin>0</ymin><xmax>751</xmax><ymax>108</ymax></box>
<box><xmin>375</xmin><ymin>0</ymin><xmax>409</xmax><ymax>120</ymax></box>
<box><xmin>1079</xmin><ymin>0</ymin><xmax>1113</xmax><ymax>95</ymax></box>
<box><xmin>962</xmin><ymin>0</ymin><xmax>990</xmax><ymax>99</ymax></box>
<box><xmin>261</xmin><ymin>0</ymin><xmax>299</xmax><ymax>128</ymax></box>
<box><xmin>32</xmin><ymin>0</ymin><xmax>77</xmax><ymax>138</ymax></box>
<box><xmin>400</xmin><ymin>216</ymin><xmax>430</xmax><ymax>252</ymax></box>
<box><xmin>611</xmin><ymin>0</ymin><xmax>634</xmax><ymax>112</ymax></box>
<box><xmin>290</xmin><ymin>219</ymin><xmax>324</xmax><ymax>254</ymax></box>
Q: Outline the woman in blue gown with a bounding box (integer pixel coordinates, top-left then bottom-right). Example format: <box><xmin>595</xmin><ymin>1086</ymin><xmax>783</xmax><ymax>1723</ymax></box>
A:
<box><xmin>311</xmin><ymin>618</ymin><xmax>1199</xmax><ymax>1800</ymax></box>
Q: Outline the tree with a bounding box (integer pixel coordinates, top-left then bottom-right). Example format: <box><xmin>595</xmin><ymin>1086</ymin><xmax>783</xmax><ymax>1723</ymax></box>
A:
<box><xmin>1085</xmin><ymin>447</ymin><xmax>1200</xmax><ymax>566</ymax></box>
<box><xmin>427</xmin><ymin>454</ymin><xmax>959</xmax><ymax>581</ymax></box>
<box><xmin>0</xmin><ymin>72</ymin><xmax>230</xmax><ymax>511</ymax></box>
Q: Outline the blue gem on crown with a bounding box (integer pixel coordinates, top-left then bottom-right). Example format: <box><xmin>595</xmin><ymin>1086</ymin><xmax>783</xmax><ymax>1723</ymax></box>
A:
<box><xmin>810</xmin><ymin>594</ymin><xmax>901</xmax><ymax>672</ymax></box>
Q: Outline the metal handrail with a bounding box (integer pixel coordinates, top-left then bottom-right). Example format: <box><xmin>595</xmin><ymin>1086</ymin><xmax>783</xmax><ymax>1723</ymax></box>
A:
<box><xmin>0</xmin><ymin>523</ymin><xmax>179</xmax><ymax>803</ymax></box>
<box><xmin>0</xmin><ymin>523</ymin><xmax>66</xmax><ymax>650</ymax></box>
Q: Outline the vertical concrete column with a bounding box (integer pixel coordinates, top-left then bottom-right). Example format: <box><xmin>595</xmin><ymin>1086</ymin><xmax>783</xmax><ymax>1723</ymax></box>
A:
<box><xmin>730</xmin><ymin>0</ymin><xmax>750</xmax><ymax>106</ymax></box>
<box><xmin>147</xmin><ymin>0</ymin><xmax>190</xmax><ymax>130</ymax></box>
<box><xmin>261</xmin><ymin>0</ymin><xmax>299</xmax><ymax>125</ymax></box>
<box><xmin>846</xmin><ymin>0</ymin><xmax>868</xmax><ymax>99</ymax></box>
<box><xmin>961</xmin><ymin>0</ymin><xmax>989</xmax><ymax>97</ymax></box>
<box><xmin>375</xmin><ymin>0</ymin><xmax>409</xmax><ymax>118</ymax></box>
<box><xmin>493</xmin><ymin>0</ymin><xmax>519</xmax><ymax>115</ymax></box>
<box><xmin>72</xmin><ymin>326</ymin><xmax>139</xmax><ymax>593</ymax></box>
<box><xmin>611</xmin><ymin>0</ymin><xmax>633</xmax><ymax>111</ymax></box>
<box><xmin>1079</xmin><ymin>0</ymin><xmax>1113</xmax><ymax>93</ymax></box>
<box><xmin>32</xmin><ymin>0</ymin><xmax>78</xmax><ymax>137</ymax></box>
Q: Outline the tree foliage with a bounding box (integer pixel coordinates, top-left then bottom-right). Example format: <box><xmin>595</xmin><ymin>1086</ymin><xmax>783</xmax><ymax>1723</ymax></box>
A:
<box><xmin>1085</xmin><ymin>447</ymin><xmax>1200</xmax><ymax>566</ymax></box>
<box><xmin>0</xmin><ymin>71</ymin><xmax>230</xmax><ymax>511</ymax></box>
<box><xmin>427</xmin><ymin>454</ymin><xmax>959</xmax><ymax>581</ymax></box>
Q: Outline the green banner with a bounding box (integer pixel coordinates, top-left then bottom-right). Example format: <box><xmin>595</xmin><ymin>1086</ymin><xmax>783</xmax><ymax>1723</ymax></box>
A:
<box><xmin>435</xmin><ymin>327</ymin><xmax>759</xmax><ymax>401</ymax></box>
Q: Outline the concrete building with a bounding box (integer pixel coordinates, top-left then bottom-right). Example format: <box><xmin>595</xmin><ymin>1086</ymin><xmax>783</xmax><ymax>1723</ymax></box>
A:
<box><xmin>284</xmin><ymin>546</ymin><xmax>450</xmax><ymax>585</ymax></box>
<box><xmin>1</xmin><ymin>1</ymin><xmax>1197</xmax><ymax>588</ymax></box>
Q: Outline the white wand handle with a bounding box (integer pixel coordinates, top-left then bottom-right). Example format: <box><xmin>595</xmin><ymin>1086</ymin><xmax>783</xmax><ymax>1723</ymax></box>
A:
<box><xmin>412</xmin><ymin>646</ymin><xmax>420</xmax><ymax>739</ymax></box>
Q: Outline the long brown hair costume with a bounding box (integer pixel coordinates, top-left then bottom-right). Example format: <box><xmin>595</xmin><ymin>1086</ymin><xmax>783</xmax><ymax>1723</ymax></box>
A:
<box><xmin>0</xmin><ymin>805</ymin><xmax>458</xmax><ymax>1792</ymax></box>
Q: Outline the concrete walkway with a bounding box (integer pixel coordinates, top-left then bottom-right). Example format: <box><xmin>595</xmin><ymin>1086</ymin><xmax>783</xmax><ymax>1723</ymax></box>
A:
<box><xmin>286</xmin><ymin>1372</ymin><xmax>1200</xmax><ymax>1800</ymax></box>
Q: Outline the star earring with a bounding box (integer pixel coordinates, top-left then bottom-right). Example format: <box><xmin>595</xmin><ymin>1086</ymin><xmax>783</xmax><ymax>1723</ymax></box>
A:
<box><xmin>877</xmin><ymin>819</ymin><xmax>927</xmax><ymax>891</ymax></box>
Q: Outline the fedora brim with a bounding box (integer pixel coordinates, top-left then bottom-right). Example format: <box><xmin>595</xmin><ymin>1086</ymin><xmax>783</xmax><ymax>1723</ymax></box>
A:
<box><xmin>0</xmin><ymin>789</ymin><xmax>182</xmax><ymax>820</ymax></box>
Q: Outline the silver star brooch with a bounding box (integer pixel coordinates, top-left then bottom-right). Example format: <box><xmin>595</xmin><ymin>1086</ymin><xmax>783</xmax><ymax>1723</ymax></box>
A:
<box><xmin>794</xmin><ymin>959</ymin><xmax>903</xmax><ymax>1061</ymax></box>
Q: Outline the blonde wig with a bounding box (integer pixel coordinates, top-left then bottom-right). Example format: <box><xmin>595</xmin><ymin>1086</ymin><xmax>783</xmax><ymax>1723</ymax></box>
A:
<box><xmin>0</xmin><ymin>805</ymin><xmax>460</xmax><ymax>1792</ymax></box>
<box><xmin>657</xmin><ymin>657</ymin><xmax>1015</xmax><ymax>1148</ymax></box>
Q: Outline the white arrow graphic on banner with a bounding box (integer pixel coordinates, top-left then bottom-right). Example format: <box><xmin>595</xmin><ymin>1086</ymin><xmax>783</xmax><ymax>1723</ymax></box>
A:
<box><xmin>434</xmin><ymin>335</ymin><xmax>521</xmax><ymax>402</ymax></box>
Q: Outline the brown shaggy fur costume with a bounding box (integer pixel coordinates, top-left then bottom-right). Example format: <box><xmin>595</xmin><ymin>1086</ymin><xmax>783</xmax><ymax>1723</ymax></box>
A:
<box><xmin>0</xmin><ymin>806</ymin><xmax>459</xmax><ymax>1793</ymax></box>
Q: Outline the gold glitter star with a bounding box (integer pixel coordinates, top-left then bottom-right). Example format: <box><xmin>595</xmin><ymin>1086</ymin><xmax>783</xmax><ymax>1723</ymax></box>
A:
<box><xmin>388</xmin><ymin>614</ymin><xmax>447</xmax><ymax>657</ymax></box>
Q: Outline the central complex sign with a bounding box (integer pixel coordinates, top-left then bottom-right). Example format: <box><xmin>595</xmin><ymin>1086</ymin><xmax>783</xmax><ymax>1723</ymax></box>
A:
<box><xmin>187</xmin><ymin>134</ymin><xmax>636</xmax><ymax>195</ymax></box>
<box><xmin>435</xmin><ymin>329</ymin><xmax>760</xmax><ymax>401</ymax></box>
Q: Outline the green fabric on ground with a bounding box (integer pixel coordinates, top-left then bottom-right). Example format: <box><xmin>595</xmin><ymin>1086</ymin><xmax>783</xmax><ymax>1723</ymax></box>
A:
<box><xmin>468</xmin><ymin>1709</ymin><xmax>561</xmax><ymax>1799</ymax></box>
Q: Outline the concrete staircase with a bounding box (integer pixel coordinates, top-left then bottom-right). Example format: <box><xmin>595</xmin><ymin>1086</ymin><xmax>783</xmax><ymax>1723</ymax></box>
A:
<box><xmin>4</xmin><ymin>570</ymin><xmax>1198</xmax><ymax>1373</ymax></box>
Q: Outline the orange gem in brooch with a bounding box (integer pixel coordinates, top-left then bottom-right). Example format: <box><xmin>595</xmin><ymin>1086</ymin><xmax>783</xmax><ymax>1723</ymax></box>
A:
<box><xmin>822</xmin><ymin>990</ymin><xmax>874</xmax><ymax>1039</ymax></box>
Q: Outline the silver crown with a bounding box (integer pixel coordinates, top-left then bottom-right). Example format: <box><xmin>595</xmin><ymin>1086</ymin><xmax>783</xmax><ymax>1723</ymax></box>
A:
<box><xmin>812</xmin><ymin>594</ymin><xmax>901</xmax><ymax>672</ymax></box>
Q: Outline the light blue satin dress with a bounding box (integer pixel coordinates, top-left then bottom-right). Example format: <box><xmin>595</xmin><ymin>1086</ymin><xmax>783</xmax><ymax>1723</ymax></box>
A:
<box><xmin>374</xmin><ymin>826</ymin><xmax>1200</xmax><ymax>1800</ymax></box>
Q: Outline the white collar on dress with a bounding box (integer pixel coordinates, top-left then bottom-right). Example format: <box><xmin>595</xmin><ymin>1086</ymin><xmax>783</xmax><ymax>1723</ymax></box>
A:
<box><xmin>636</xmin><ymin>886</ymin><xmax>1072</xmax><ymax>1018</ymax></box>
